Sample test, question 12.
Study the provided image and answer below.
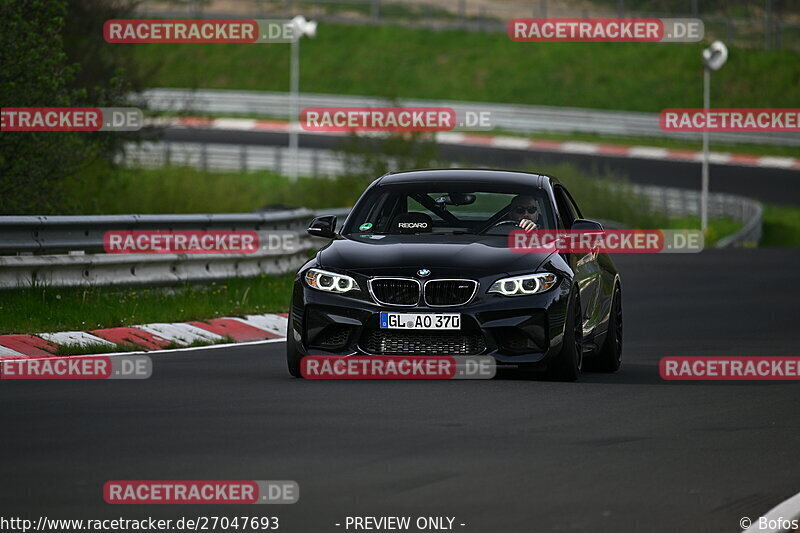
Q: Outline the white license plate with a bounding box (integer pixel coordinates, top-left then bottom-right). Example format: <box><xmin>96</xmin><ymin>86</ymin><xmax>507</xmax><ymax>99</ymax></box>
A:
<box><xmin>380</xmin><ymin>312</ymin><xmax>461</xmax><ymax>330</ymax></box>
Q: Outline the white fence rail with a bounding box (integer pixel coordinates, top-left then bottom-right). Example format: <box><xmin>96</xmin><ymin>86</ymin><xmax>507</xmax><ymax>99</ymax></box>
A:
<box><xmin>123</xmin><ymin>141</ymin><xmax>346</xmax><ymax>177</ymax></box>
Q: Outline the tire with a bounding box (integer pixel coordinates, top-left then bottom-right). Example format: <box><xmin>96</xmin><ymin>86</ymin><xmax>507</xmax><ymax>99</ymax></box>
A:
<box><xmin>286</xmin><ymin>325</ymin><xmax>304</xmax><ymax>378</ymax></box>
<box><xmin>547</xmin><ymin>290</ymin><xmax>583</xmax><ymax>382</ymax></box>
<box><xmin>588</xmin><ymin>284</ymin><xmax>623</xmax><ymax>373</ymax></box>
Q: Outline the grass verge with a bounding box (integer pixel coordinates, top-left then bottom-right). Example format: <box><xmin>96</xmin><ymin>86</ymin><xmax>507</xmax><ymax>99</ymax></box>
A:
<box><xmin>60</xmin><ymin>164</ymin><xmax>364</xmax><ymax>214</ymax></box>
<box><xmin>132</xmin><ymin>23</ymin><xmax>800</xmax><ymax>112</ymax></box>
<box><xmin>761</xmin><ymin>204</ymin><xmax>800</xmax><ymax>247</ymax></box>
<box><xmin>0</xmin><ymin>275</ymin><xmax>293</xmax><ymax>335</ymax></box>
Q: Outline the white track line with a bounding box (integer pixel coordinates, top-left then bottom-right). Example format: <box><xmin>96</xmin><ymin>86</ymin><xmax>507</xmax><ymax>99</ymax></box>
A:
<box><xmin>213</xmin><ymin>118</ymin><xmax>257</xmax><ymax>130</ymax></box>
<box><xmin>743</xmin><ymin>491</ymin><xmax>800</xmax><ymax>532</ymax></box>
<box><xmin>561</xmin><ymin>141</ymin><xmax>600</xmax><ymax>154</ymax></box>
<box><xmin>757</xmin><ymin>156</ymin><xmax>797</xmax><ymax>168</ymax></box>
<box><xmin>490</xmin><ymin>136</ymin><xmax>531</xmax><ymax>149</ymax></box>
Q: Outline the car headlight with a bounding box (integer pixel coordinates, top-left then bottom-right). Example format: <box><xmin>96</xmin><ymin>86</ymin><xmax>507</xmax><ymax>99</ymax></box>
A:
<box><xmin>488</xmin><ymin>272</ymin><xmax>558</xmax><ymax>296</ymax></box>
<box><xmin>304</xmin><ymin>268</ymin><xmax>360</xmax><ymax>294</ymax></box>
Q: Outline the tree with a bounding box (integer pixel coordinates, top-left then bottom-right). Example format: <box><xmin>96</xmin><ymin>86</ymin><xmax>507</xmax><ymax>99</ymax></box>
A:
<box><xmin>0</xmin><ymin>0</ymin><xmax>144</xmax><ymax>214</ymax></box>
<box><xmin>0</xmin><ymin>0</ymin><xmax>90</xmax><ymax>213</ymax></box>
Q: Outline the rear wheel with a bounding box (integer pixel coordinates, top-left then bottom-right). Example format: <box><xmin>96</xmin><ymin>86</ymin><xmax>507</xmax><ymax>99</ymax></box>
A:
<box><xmin>587</xmin><ymin>284</ymin><xmax>623</xmax><ymax>372</ymax></box>
<box><xmin>547</xmin><ymin>290</ymin><xmax>583</xmax><ymax>382</ymax></box>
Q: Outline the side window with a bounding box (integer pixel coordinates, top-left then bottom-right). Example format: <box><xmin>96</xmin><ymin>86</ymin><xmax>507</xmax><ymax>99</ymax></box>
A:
<box><xmin>554</xmin><ymin>186</ymin><xmax>578</xmax><ymax>229</ymax></box>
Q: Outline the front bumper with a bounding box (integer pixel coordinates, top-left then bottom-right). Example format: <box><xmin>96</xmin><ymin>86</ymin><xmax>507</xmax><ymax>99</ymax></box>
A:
<box><xmin>290</xmin><ymin>275</ymin><xmax>572</xmax><ymax>367</ymax></box>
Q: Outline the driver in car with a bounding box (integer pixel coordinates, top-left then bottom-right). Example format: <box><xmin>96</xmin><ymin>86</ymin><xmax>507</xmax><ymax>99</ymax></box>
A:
<box><xmin>509</xmin><ymin>195</ymin><xmax>540</xmax><ymax>230</ymax></box>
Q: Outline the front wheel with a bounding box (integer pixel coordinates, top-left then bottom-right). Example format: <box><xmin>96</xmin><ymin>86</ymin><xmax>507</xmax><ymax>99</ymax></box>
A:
<box><xmin>587</xmin><ymin>284</ymin><xmax>623</xmax><ymax>373</ymax></box>
<box><xmin>286</xmin><ymin>326</ymin><xmax>304</xmax><ymax>378</ymax></box>
<box><xmin>546</xmin><ymin>290</ymin><xmax>583</xmax><ymax>382</ymax></box>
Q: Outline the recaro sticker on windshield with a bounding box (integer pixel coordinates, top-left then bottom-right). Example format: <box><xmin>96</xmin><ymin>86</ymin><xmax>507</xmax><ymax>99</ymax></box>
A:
<box><xmin>359</xmin><ymin>223</ymin><xmax>373</xmax><ymax>231</ymax></box>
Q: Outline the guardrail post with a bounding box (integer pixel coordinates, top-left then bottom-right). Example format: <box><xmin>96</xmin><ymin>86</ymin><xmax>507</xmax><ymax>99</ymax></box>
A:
<box><xmin>312</xmin><ymin>150</ymin><xmax>319</xmax><ymax>177</ymax></box>
<box><xmin>275</xmin><ymin>147</ymin><xmax>283</xmax><ymax>175</ymax></box>
<box><xmin>200</xmin><ymin>143</ymin><xmax>208</xmax><ymax>172</ymax></box>
<box><xmin>240</xmin><ymin>145</ymin><xmax>248</xmax><ymax>172</ymax></box>
<box><xmin>371</xmin><ymin>0</ymin><xmax>380</xmax><ymax>21</ymax></box>
<box><xmin>686</xmin><ymin>189</ymin><xmax>695</xmax><ymax>217</ymax></box>
<box><xmin>459</xmin><ymin>0</ymin><xmax>466</xmax><ymax>27</ymax></box>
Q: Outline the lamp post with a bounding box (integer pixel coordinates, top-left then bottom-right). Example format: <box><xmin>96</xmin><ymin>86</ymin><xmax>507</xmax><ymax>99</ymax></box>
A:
<box><xmin>289</xmin><ymin>15</ymin><xmax>317</xmax><ymax>182</ymax></box>
<box><xmin>700</xmin><ymin>41</ymin><xmax>728</xmax><ymax>232</ymax></box>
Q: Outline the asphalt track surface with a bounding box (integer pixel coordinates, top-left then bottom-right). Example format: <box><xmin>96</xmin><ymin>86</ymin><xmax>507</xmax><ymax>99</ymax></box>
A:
<box><xmin>2</xmin><ymin>250</ymin><xmax>799</xmax><ymax>532</ymax></box>
<box><xmin>158</xmin><ymin>128</ymin><xmax>800</xmax><ymax>207</ymax></box>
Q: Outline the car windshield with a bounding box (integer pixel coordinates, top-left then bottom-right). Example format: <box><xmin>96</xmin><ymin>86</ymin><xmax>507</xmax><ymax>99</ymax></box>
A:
<box><xmin>343</xmin><ymin>181</ymin><xmax>556</xmax><ymax>236</ymax></box>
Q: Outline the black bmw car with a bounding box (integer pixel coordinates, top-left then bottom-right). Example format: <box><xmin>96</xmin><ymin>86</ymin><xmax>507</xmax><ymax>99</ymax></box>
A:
<box><xmin>287</xmin><ymin>169</ymin><xmax>623</xmax><ymax>381</ymax></box>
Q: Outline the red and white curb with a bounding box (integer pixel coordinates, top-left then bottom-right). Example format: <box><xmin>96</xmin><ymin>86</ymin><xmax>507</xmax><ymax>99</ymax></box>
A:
<box><xmin>153</xmin><ymin>116</ymin><xmax>800</xmax><ymax>171</ymax></box>
<box><xmin>0</xmin><ymin>313</ymin><xmax>289</xmax><ymax>360</ymax></box>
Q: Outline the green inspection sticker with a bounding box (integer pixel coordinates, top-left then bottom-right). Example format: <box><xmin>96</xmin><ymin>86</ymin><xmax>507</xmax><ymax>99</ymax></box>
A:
<box><xmin>359</xmin><ymin>223</ymin><xmax>373</xmax><ymax>231</ymax></box>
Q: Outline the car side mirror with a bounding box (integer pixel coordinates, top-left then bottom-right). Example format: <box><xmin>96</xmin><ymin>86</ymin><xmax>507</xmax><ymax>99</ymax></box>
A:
<box><xmin>308</xmin><ymin>215</ymin><xmax>337</xmax><ymax>239</ymax></box>
<box><xmin>571</xmin><ymin>219</ymin><xmax>604</xmax><ymax>231</ymax></box>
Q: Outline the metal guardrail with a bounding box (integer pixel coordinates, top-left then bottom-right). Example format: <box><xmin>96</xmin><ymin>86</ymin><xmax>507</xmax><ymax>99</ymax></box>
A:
<box><xmin>0</xmin><ymin>210</ymin><xmax>314</xmax><ymax>254</ymax></box>
<box><xmin>631</xmin><ymin>184</ymin><xmax>762</xmax><ymax>247</ymax></box>
<box><xmin>139</xmin><ymin>89</ymin><xmax>800</xmax><ymax>147</ymax></box>
<box><xmin>121</xmin><ymin>141</ymin><xmax>345</xmax><ymax>177</ymax></box>
<box><xmin>0</xmin><ymin>178</ymin><xmax>761</xmax><ymax>291</ymax></box>
<box><xmin>0</xmin><ymin>209</ymin><xmax>324</xmax><ymax>289</ymax></box>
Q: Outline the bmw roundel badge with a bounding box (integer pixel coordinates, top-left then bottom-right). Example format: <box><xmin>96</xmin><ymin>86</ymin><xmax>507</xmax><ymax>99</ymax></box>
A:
<box><xmin>417</xmin><ymin>268</ymin><xmax>431</xmax><ymax>277</ymax></box>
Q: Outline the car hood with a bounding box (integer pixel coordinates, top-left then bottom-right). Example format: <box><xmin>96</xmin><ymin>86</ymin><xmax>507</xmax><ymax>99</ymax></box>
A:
<box><xmin>318</xmin><ymin>234</ymin><xmax>554</xmax><ymax>276</ymax></box>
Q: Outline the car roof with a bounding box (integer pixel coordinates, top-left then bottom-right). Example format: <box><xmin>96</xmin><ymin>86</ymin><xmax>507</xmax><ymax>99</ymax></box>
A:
<box><xmin>378</xmin><ymin>169</ymin><xmax>551</xmax><ymax>188</ymax></box>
